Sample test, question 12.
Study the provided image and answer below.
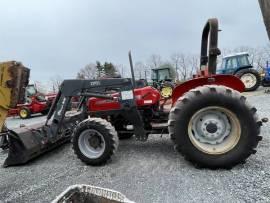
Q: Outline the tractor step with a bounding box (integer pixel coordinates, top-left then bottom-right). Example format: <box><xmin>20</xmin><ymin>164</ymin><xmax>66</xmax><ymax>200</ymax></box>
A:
<box><xmin>151</xmin><ymin>122</ymin><xmax>168</xmax><ymax>129</ymax></box>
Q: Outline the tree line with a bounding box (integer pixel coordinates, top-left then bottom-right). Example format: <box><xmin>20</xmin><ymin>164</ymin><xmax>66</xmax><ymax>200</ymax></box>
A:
<box><xmin>46</xmin><ymin>44</ymin><xmax>270</xmax><ymax>92</ymax></box>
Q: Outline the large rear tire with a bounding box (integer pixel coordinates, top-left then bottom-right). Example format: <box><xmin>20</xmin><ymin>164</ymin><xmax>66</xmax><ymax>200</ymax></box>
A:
<box><xmin>168</xmin><ymin>85</ymin><xmax>261</xmax><ymax>169</ymax></box>
<box><xmin>72</xmin><ymin>118</ymin><xmax>119</xmax><ymax>166</ymax></box>
<box><xmin>235</xmin><ymin>69</ymin><xmax>261</xmax><ymax>91</ymax></box>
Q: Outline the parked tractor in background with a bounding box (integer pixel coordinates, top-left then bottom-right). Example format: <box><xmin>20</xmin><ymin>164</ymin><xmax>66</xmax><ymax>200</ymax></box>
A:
<box><xmin>217</xmin><ymin>52</ymin><xmax>261</xmax><ymax>91</ymax></box>
<box><xmin>151</xmin><ymin>64</ymin><xmax>175</xmax><ymax>98</ymax></box>
<box><xmin>261</xmin><ymin>61</ymin><xmax>270</xmax><ymax>87</ymax></box>
<box><xmin>8</xmin><ymin>84</ymin><xmax>54</xmax><ymax>119</ymax></box>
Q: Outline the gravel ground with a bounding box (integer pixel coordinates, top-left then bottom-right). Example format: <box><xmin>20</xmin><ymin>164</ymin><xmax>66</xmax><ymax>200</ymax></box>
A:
<box><xmin>1</xmin><ymin>88</ymin><xmax>270</xmax><ymax>203</ymax></box>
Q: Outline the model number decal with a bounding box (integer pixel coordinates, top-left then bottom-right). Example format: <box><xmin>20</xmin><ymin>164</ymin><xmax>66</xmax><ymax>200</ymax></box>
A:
<box><xmin>90</xmin><ymin>81</ymin><xmax>101</xmax><ymax>86</ymax></box>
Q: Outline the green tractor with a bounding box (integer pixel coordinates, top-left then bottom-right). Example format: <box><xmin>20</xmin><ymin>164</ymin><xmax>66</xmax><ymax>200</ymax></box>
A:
<box><xmin>151</xmin><ymin>64</ymin><xmax>176</xmax><ymax>98</ymax></box>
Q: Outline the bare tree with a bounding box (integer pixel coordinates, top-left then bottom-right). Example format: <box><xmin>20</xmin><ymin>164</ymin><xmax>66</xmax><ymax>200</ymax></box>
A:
<box><xmin>50</xmin><ymin>75</ymin><xmax>63</xmax><ymax>93</ymax></box>
<box><xmin>134</xmin><ymin>61</ymin><xmax>149</xmax><ymax>80</ymax></box>
<box><xmin>34</xmin><ymin>81</ymin><xmax>47</xmax><ymax>94</ymax></box>
<box><xmin>178</xmin><ymin>54</ymin><xmax>190</xmax><ymax>81</ymax></box>
<box><xmin>148</xmin><ymin>54</ymin><xmax>162</xmax><ymax>69</ymax></box>
<box><xmin>115</xmin><ymin>64</ymin><xmax>126</xmax><ymax>78</ymax></box>
<box><xmin>77</xmin><ymin>63</ymin><xmax>97</xmax><ymax>79</ymax></box>
<box><xmin>188</xmin><ymin>55</ymin><xmax>200</xmax><ymax>78</ymax></box>
<box><xmin>170</xmin><ymin>53</ymin><xmax>200</xmax><ymax>81</ymax></box>
<box><xmin>170</xmin><ymin>53</ymin><xmax>181</xmax><ymax>81</ymax></box>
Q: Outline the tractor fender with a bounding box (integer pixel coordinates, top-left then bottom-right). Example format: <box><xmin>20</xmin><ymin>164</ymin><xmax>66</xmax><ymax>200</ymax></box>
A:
<box><xmin>171</xmin><ymin>75</ymin><xmax>245</xmax><ymax>105</ymax></box>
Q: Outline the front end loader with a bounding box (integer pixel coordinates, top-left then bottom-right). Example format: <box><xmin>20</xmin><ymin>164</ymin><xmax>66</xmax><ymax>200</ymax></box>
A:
<box><xmin>1</xmin><ymin>18</ymin><xmax>267</xmax><ymax>169</ymax></box>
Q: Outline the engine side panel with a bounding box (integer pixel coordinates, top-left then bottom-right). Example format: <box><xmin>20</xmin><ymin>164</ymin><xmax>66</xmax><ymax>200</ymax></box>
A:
<box><xmin>89</xmin><ymin>86</ymin><xmax>160</xmax><ymax>112</ymax></box>
<box><xmin>171</xmin><ymin>75</ymin><xmax>245</xmax><ymax>105</ymax></box>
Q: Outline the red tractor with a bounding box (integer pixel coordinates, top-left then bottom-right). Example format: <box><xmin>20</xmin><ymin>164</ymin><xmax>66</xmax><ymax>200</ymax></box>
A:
<box><xmin>1</xmin><ymin>19</ymin><xmax>267</xmax><ymax>169</ymax></box>
<box><xmin>8</xmin><ymin>84</ymin><xmax>55</xmax><ymax>119</ymax></box>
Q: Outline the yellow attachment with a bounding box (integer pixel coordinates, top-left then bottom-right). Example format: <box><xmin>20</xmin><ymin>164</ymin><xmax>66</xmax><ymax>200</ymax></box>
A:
<box><xmin>160</xmin><ymin>86</ymin><xmax>173</xmax><ymax>98</ymax></box>
<box><xmin>0</xmin><ymin>61</ymin><xmax>29</xmax><ymax>132</ymax></box>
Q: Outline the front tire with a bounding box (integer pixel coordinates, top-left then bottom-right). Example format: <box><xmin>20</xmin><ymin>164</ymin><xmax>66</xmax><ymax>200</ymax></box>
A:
<box><xmin>19</xmin><ymin>107</ymin><xmax>31</xmax><ymax>119</ymax></box>
<box><xmin>235</xmin><ymin>69</ymin><xmax>261</xmax><ymax>91</ymax></box>
<box><xmin>168</xmin><ymin>85</ymin><xmax>261</xmax><ymax>169</ymax></box>
<box><xmin>72</xmin><ymin>118</ymin><xmax>119</xmax><ymax>165</ymax></box>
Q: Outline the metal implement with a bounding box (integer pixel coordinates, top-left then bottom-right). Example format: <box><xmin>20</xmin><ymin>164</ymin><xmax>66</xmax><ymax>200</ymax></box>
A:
<box><xmin>0</xmin><ymin>61</ymin><xmax>29</xmax><ymax>132</ymax></box>
<box><xmin>52</xmin><ymin>184</ymin><xmax>134</xmax><ymax>203</ymax></box>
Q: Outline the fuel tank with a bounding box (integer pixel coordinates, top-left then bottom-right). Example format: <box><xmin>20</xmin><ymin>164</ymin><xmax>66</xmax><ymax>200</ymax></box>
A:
<box><xmin>88</xmin><ymin>86</ymin><xmax>160</xmax><ymax>112</ymax></box>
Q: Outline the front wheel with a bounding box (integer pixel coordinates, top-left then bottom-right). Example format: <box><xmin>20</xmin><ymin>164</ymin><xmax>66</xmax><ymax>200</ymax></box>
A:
<box><xmin>72</xmin><ymin>118</ymin><xmax>119</xmax><ymax>165</ymax></box>
<box><xmin>19</xmin><ymin>107</ymin><xmax>31</xmax><ymax>119</ymax></box>
<box><xmin>168</xmin><ymin>85</ymin><xmax>261</xmax><ymax>169</ymax></box>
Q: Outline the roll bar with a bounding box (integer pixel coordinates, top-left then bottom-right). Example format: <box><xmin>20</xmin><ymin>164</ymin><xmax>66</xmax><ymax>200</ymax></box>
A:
<box><xmin>200</xmin><ymin>18</ymin><xmax>221</xmax><ymax>74</ymax></box>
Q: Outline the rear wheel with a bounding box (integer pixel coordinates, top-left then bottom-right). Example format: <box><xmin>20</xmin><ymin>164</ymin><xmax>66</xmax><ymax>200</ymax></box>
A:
<box><xmin>19</xmin><ymin>107</ymin><xmax>31</xmax><ymax>119</ymax></box>
<box><xmin>168</xmin><ymin>85</ymin><xmax>261</xmax><ymax>169</ymax></box>
<box><xmin>72</xmin><ymin>118</ymin><xmax>119</xmax><ymax>165</ymax></box>
<box><xmin>235</xmin><ymin>69</ymin><xmax>261</xmax><ymax>91</ymax></box>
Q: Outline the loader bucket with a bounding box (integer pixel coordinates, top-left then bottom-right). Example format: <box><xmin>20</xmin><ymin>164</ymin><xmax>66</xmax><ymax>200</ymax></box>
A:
<box><xmin>3</xmin><ymin>122</ymin><xmax>70</xmax><ymax>167</ymax></box>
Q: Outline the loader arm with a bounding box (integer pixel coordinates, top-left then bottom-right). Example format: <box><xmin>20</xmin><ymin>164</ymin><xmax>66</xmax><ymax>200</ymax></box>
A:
<box><xmin>4</xmin><ymin>77</ymin><xmax>147</xmax><ymax>166</ymax></box>
<box><xmin>0</xmin><ymin>61</ymin><xmax>29</xmax><ymax>132</ymax></box>
<box><xmin>46</xmin><ymin>78</ymin><xmax>146</xmax><ymax>141</ymax></box>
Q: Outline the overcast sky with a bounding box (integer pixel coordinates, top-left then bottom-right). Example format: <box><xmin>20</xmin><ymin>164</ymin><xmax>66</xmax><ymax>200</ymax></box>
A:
<box><xmin>0</xmin><ymin>0</ymin><xmax>268</xmax><ymax>82</ymax></box>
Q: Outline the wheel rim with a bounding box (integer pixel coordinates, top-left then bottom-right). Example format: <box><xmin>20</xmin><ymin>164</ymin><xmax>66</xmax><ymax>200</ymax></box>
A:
<box><xmin>188</xmin><ymin>106</ymin><xmax>241</xmax><ymax>155</ymax></box>
<box><xmin>20</xmin><ymin>109</ymin><xmax>27</xmax><ymax>118</ymax></box>
<box><xmin>78</xmin><ymin>129</ymin><xmax>106</xmax><ymax>159</ymax></box>
<box><xmin>240</xmin><ymin>73</ymin><xmax>257</xmax><ymax>89</ymax></box>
